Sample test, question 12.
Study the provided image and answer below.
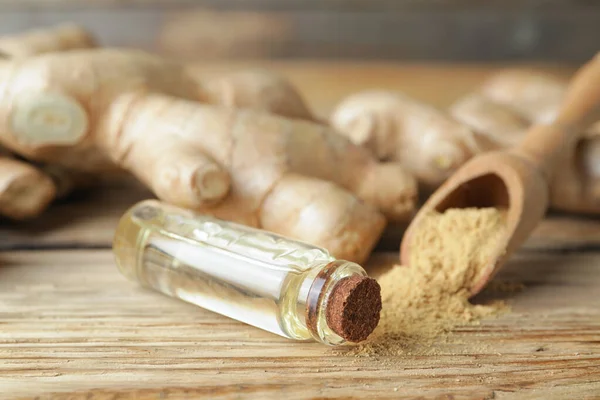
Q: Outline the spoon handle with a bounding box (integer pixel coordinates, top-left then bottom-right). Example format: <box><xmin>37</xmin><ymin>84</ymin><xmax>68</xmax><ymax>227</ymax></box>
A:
<box><xmin>513</xmin><ymin>52</ymin><xmax>600</xmax><ymax>181</ymax></box>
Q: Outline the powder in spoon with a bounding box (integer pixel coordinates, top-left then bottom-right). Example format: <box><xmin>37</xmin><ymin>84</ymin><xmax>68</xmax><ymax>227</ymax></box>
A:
<box><xmin>348</xmin><ymin>207</ymin><xmax>508</xmax><ymax>357</ymax></box>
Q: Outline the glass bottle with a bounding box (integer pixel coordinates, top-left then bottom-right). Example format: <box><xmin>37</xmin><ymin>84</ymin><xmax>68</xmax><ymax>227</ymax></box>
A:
<box><xmin>113</xmin><ymin>200</ymin><xmax>381</xmax><ymax>346</ymax></box>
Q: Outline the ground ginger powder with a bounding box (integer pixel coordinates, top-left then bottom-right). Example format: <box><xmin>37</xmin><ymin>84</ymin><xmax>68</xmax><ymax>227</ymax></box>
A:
<box><xmin>348</xmin><ymin>207</ymin><xmax>508</xmax><ymax>357</ymax></box>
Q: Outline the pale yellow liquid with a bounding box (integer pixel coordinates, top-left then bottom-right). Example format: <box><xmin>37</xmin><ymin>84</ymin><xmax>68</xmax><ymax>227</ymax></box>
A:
<box><xmin>114</xmin><ymin>200</ymin><xmax>339</xmax><ymax>340</ymax></box>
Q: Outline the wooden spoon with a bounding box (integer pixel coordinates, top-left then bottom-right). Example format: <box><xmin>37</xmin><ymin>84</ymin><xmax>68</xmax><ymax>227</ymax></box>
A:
<box><xmin>400</xmin><ymin>53</ymin><xmax>600</xmax><ymax>296</ymax></box>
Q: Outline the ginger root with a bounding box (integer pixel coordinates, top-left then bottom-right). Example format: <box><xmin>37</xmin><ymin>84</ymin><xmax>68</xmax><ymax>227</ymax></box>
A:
<box><xmin>478</xmin><ymin>68</ymin><xmax>600</xmax><ymax>135</ymax></box>
<box><xmin>0</xmin><ymin>26</ymin><xmax>316</xmax><ymax>220</ymax></box>
<box><xmin>449</xmin><ymin>93</ymin><xmax>528</xmax><ymax>150</ymax></box>
<box><xmin>331</xmin><ymin>70</ymin><xmax>600</xmax><ymax>214</ymax></box>
<box><xmin>330</xmin><ymin>90</ymin><xmax>482</xmax><ymax>188</ymax></box>
<box><xmin>0</xmin><ymin>149</ymin><xmax>56</xmax><ymax>219</ymax></box>
<box><xmin>0</xmin><ymin>24</ymin><xmax>100</xmax><ymax>219</ymax></box>
<box><xmin>454</xmin><ymin>69</ymin><xmax>600</xmax><ymax>214</ymax></box>
<box><xmin>0</xmin><ymin>48</ymin><xmax>417</xmax><ymax>262</ymax></box>
<box><xmin>192</xmin><ymin>69</ymin><xmax>316</xmax><ymax>121</ymax></box>
<box><xmin>479</xmin><ymin>69</ymin><xmax>566</xmax><ymax>124</ymax></box>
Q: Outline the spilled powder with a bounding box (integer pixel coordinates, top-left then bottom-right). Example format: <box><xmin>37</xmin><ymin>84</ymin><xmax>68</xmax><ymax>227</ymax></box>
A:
<box><xmin>347</xmin><ymin>207</ymin><xmax>509</xmax><ymax>357</ymax></box>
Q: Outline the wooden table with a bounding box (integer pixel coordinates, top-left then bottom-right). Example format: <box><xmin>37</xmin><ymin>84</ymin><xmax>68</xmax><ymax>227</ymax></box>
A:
<box><xmin>1</xmin><ymin>63</ymin><xmax>599</xmax><ymax>399</ymax></box>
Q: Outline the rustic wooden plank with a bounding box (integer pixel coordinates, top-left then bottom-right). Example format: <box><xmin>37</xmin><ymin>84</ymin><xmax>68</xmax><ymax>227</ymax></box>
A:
<box><xmin>0</xmin><ymin>249</ymin><xmax>598</xmax><ymax>398</ymax></box>
<box><xmin>0</xmin><ymin>179</ymin><xmax>152</xmax><ymax>251</ymax></box>
<box><xmin>0</xmin><ymin>6</ymin><xmax>598</xmax><ymax>61</ymax></box>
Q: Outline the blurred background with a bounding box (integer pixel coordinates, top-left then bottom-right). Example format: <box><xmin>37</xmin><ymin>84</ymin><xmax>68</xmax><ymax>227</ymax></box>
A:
<box><xmin>0</xmin><ymin>0</ymin><xmax>598</xmax><ymax>63</ymax></box>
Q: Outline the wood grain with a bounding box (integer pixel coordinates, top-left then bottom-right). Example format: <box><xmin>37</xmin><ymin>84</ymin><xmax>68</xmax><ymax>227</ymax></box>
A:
<box><xmin>0</xmin><ymin>250</ymin><xmax>598</xmax><ymax>399</ymax></box>
<box><xmin>0</xmin><ymin>61</ymin><xmax>598</xmax><ymax>398</ymax></box>
<box><xmin>0</xmin><ymin>179</ymin><xmax>152</xmax><ymax>251</ymax></box>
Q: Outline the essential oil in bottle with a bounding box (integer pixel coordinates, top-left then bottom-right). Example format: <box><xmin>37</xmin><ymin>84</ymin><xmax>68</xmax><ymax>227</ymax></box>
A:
<box><xmin>113</xmin><ymin>200</ymin><xmax>382</xmax><ymax>345</ymax></box>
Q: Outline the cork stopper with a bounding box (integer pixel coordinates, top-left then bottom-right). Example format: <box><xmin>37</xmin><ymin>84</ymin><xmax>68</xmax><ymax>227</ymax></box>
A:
<box><xmin>326</xmin><ymin>276</ymin><xmax>382</xmax><ymax>343</ymax></box>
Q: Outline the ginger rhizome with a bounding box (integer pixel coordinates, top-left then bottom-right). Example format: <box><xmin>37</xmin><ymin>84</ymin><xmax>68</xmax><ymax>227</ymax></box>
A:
<box><xmin>0</xmin><ymin>25</ymin><xmax>328</xmax><ymax>222</ymax></box>
<box><xmin>0</xmin><ymin>24</ymin><xmax>100</xmax><ymax>219</ymax></box>
<box><xmin>331</xmin><ymin>91</ymin><xmax>480</xmax><ymax>189</ymax></box>
<box><xmin>0</xmin><ymin>48</ymin><xmax>417</xmax><ymax>262</ymax></box>
<box><xmin>0</xmin><ymin>150</ymin><xmax>56</xmax><ymax>219</ymax></box>
<box><xmin>331</xmin><ymin>70</ymin><xmax>600</xmax><ymax>214</ymax></box>
<box><xmin>454</xmin><ymin>69</ymin><xmax>600</xmax><ymax>214</ymax></box>
<box><xmin>192</xmin><ymin>68</ymin><xmax>316</xmax><ymax>122</ymax></box>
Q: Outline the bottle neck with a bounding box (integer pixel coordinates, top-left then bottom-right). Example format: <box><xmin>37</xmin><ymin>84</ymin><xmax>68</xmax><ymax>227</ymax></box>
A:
<box><xmin>302</xmin><ymin>261</ymin><xmax>371</xmax><ymax>345</ymax></box>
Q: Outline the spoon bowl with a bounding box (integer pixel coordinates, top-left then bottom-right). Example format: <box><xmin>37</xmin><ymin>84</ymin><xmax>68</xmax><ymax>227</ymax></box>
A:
<box><xmin>400</xmin><ymin>53</ymin><xmax>600</xmax><ymax>296</ymax></box>
<box><xmin>400</xmin><ymin>150</ymin><xmax>547</xmax><ymax>295</ymax></box>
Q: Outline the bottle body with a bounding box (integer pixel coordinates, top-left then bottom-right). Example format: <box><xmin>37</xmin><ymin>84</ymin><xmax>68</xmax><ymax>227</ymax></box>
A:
<box><xmin>113</xmin><ymin>200</ymin><xmax>371</xmax><ymax>345</ymax></box>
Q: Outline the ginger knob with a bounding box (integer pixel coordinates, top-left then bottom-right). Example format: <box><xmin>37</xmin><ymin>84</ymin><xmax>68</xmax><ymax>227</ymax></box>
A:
<box><xmin>10</xmin><ymin>92</ymin><xmax>89</xmax><ymax>147</ymax></box>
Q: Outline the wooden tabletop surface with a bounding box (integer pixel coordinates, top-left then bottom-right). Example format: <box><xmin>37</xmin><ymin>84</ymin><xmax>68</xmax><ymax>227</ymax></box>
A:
<box><xmin>1</xmin><ymin>62</ymin><xmax>599</xmax><ymax>400</ymax></box>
